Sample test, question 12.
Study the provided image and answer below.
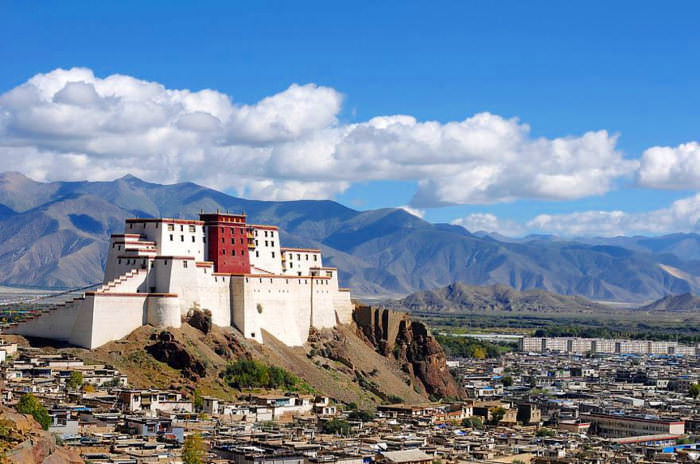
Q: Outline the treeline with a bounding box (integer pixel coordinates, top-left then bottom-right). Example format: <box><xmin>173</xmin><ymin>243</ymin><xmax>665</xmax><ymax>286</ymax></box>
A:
<box><xmin>435</xmin><ymin>334</ymin><xmax>516</xmax><ymax>359</ymax></box>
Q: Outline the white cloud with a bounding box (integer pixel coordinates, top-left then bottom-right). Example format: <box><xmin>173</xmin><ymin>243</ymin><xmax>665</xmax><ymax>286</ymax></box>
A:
<box><xmin>451</xmin><ymin>193</ymin><xmax>700</xmax><ymax>237</ymax></box>
<box><xmin>452</xmin><ymin>213</ymin><xmax>526</xmax><ymax>236</ymax></box>
<box><xmin>637</xmin><ymin>141</ymin><xmax>700</xmax><ymax>190</ymax></box>
<box><xmin>527</xmin><ymin>193</ymin><xmax>700</xmax><ymax>236</ymax></box>
<box><xmin>0</xmin><ymin>67</ymin><xmax>637</xmax><ymax>204</ymax></box>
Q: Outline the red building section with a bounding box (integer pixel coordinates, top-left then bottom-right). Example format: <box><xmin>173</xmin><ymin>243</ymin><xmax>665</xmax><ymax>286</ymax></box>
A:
<box><xmin>200</xmin><ymin>212</ymin><xmax>252</xmax><ymax>274</ymax></box>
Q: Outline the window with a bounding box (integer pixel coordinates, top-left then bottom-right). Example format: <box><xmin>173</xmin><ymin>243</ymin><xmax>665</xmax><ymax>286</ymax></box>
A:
<box><xmin>189</xmin><ymin>225</ymin><xmax>196</xmax><ymax>232</ymax></box>
<box><xmin>129</xmin><ymin>223</ymin><xmax>133</xmax><ymax>229</ymax></box>
<box><xmin>270</xmin><ymin>231</ymin><xmax>274</xmax><ymax>238</ymax></box>
<box><xmin>232</xmin><ymin>238</ymin><xmax>235</xmax><ymax>244</ymax></box>
<box><xmin>169</xmin><ymin>234</ymin><xmax>173</xmax><ymax>241</ymax></box>
<box><xmin>183</xmin><ymin>261</ymin><xmax>188</xmax><ymax>268</ymax></box>
<box><xmin>168</xmin><ymin>224</ymin><xmax>174</xmax><ymax>231</ymax></box>
<box><xmin>264</xmin><ymin>240</ymin><xmax>268</xmax><ymax>246</ymax></box>
<box><xmin>305</xmin><ymin>254</ymin><xmax>309</xmax><ymax>260</ymax></box>
<box><xmin>240</xmin><ymin>238</ymin><xmax>244</xmax><ymax>244</ymax></box>
<box><xmin>313</xmin><ymin>255</ymin><xmax>318</xmax><ymax>261</ymax></box>
<box><xmin>290</xmin><ymin>262</ymin><xmax>293</xmax><ymax>268</ymax></box>
<box><xmin>118</xmin><ymin>259</ymin><xmax>122</xmax><ymax>264</ymax></box>
<box><xmin>297</xmin><ymin>254</ymin><xmax>300</xmax><ymax>260</ymax></box>
<box><xmin>255</xmin><ymin>251</ymin><xmax>259</xmax><ymax>257</ymax></box>
<box><xmin>264</xmin><ymin>230</ymin><xmax>268</xmax><ymax>237</ymax></box>
<box><xmin>232</xmin><ymin>249</ymin><xmax>236</xmax><ymax>256</ymax></box>
<box><xmin>271</xmin><ymin>241</ymin><xmax>275</xmax><ymax>247</ymax></box>
<box><xmin>192</xmin><ymin>236</ymin><xmax>195</xmax><ymax>243</ymax></box>
<box><xmin>222</xmin><ymin>249</ymin><xmax>226</xmax><ymax>255</ymax></box>
<box><xmin>272</xmin><ymin>251</ymin><xmax>275</xmax><ymax>258</ymax></box>
<box><xmin>203</xmin><ymin>236</ymin><xmax>206</xmax><ymax>243</ymax></box>
<box><xmin>221</xmin><ymin>238</ymin><xmax>224</xmax><ymax>243</ymax></box>
<box><xmin>180</xmin><ymin>225</ymin><xmax>184</xmax><ymax>232</ymax></box>
<box><xmin>180</xmin><ymin>235</ymin><xmax>184</xmax><ymax>242</ymax></box>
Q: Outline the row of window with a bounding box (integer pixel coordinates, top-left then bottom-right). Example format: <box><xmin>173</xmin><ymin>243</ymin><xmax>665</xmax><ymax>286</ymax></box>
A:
<box><xmin>287</xmin><ymin>253</ymin><xmax>318</xmax><ymax>261</ymax></box>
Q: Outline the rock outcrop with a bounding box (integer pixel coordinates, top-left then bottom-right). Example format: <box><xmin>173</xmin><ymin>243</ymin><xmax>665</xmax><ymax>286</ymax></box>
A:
<box><xmin>353</xmin><ymin>305</ymin><xmax>464</xmax><ymax>399</ymax></box>
<box><xmin>146</xmin><ymin>331</ymin><xmax>206</xmax><ymax>380</ymax></box>
<box><xmin>0</xmin><ymin>405</ymin><xmax>83</xmax><ymax>464</ymax></box>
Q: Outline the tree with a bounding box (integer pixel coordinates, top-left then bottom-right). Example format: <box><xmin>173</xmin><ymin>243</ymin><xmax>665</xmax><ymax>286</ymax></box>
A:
<box><xmin>16</xmin><ymin>393</ymin><xmax>51</xmax><ymax>430</ymax></box>
<box><xmin>501</xmin><ymin>376</ymin><xmax>513</xmax><ymax>387</ymax></box>
<box><xmin>182</xmin><ymin>432</ymin><xmax>206</xmax><ymax>464</ymax></box>
<box><xmin>348</xmin><ymin>410</ymin><xmax>374</xmax><ymax>422</ymax></box>
<box><xmin>489</xmin><ymin>407</ymin><xmax>506</xmax><ymax>425</ymax></box>
<box><xmin>472</xmin><ymin>346</ymin><xmax>487</xmax><ymax>359</ymax></box>
<box><xmin>689</xmin><ymin>383</ymin><xmax>700</xmax><ymax>398</ymax></box>
<box><xmin>461</xmin><ymin>416</ymin><xmax>483</xmax><ymax>429</ymax></box>
<box><xmin>321</xmin><ymin>418</ymin><xmax>351</xmax><ymax>435</ymax></box>
<box><xmin>66</xmin><ymin>371</ymin><xmax>83</xmax><ymax>390</ymax></box>
<box><xmin>193</xmin><ymin>389</ymin><xmax>204</xmax><ymax>412</ymax></box>
<box><xmin>536</xmin><ymin>427</ymin><xmax>556</xmax><ymax>437</ymax></box>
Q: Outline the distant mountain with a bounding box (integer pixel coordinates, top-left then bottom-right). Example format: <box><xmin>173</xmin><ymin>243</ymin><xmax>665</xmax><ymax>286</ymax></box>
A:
<box><xmin>395</xmin><ymin>283</ymin><xmax>611</xmax><ymax>313</ymax></box>
<box><xmin>1</xmin><ymin>172</ymin><xmax>700</xmax><ymax>302</ymax></box>
<box><xmin>638</xmin><ymin>293</ymin><xmax>700</xmax><ymax>311</ymax></box>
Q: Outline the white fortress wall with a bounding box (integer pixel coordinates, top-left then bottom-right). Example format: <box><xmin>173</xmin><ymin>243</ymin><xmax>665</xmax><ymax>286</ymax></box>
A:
<box><xmin>7</xmin><ymin>299</ymin><xmax>87</xmax><ymax>343</ymax></box>
<box><xmin>310</xmin><ymin>277</ymin><xmax>336</xmax><ymax>329</ymax></box>
<box><xmin>79</xmin><ymin>293</ymin><xmax>180</xmax><ymax>349</ymax></box>
<box><xmin>232</xmin><ymin>275</ymin><xmax>313</xmax><ymax>346</ymax></box>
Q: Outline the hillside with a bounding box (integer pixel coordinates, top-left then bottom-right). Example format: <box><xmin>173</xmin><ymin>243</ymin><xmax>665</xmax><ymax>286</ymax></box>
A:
<box><xmin>7</xmin><ymin>308</ymin><xmax>456</xmax><ymax>409</ymax></box>
<box><xmin>638</xmin><ymin>292</ymin><xmax>700</xmax><ymax>312</ymax></box>
<box><xmin>2</xmin><ymin>172</ymin><xmax>700</xmax><ymax>301</ymax></box>
<box><xmin>396</xmin><ymin>283</ymin><xmax>612</xmax><ymax>313</ymax></box>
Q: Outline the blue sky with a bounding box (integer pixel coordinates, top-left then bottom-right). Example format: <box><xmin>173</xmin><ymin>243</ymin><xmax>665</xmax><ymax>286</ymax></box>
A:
<box><xmin>2</xmin><ymin>1</ymin><xmax>700</xmax><ymax>235</ymax></box>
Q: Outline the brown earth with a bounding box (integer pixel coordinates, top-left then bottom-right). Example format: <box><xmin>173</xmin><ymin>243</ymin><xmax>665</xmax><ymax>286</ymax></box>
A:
<box><xmin>0</xmin><ymin>405</ymin><xmax>83</xmax><ymax>464</ymax></box>
<box><xmin>8</xmin><ymin>308</ymin><xmax>459</xmax><ymax>409</ymax></box>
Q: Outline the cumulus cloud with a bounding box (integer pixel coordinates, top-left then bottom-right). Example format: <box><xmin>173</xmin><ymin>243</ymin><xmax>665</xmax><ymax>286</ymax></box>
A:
<box><xmin>637</xmin><ymin>141</ymin><xmax>700</xmax><ymax>190</ymax></box>
<box><xmin>452</xmin><ymin>213</ymin><xmax>526</xmax><ymax>236</ymax></box>
<box><xmin>0</xmin><ymin>67</ymin><xmax>636</xmax><ymax>203</ymax></box>
<box><xmin>451</xmin><ymin>194</ymin><xmax>700</xmax><ymax>237</ymax></box>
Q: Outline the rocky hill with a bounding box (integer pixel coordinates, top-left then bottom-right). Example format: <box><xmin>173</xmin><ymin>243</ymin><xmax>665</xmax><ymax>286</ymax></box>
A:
<box><xmin>0</xmin><ymin>404</ymin><xmax>83</xmax><ymax>464</ymax></box>
<box><xmin>3</xmin><ymin>172</ymin><xmax>700</xmax><ymax>301</ymax></box>
<box><xmin>9</xmin><ymin>308</ymin><xmax>457</xmax><ymax>409</ymax></box>
<box><xmin>395</xmin><ymin>283</ymin><xmax>612</xmax><ymax>313</ymax></box>
<box><xmin>638</xmin><ymin>292</ymin><xmax>700</xmax><ymax>312</ymax></box>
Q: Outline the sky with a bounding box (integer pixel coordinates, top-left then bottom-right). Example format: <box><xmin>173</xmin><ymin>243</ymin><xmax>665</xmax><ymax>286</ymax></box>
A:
<box><xmin>2</xmin><ymin>1</ymin><xmax>700</xmax><ymax>236</ymax></box>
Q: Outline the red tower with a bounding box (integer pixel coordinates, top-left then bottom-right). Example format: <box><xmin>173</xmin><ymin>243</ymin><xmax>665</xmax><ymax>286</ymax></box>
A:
<box><xmin>200</xmin><ymin>212</ymin><xmax>251</xmax><ymax>274</ymax></box>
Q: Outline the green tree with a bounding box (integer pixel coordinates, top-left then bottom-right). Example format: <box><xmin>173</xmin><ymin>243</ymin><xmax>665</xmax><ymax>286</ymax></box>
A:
<box><xmin>182</xmin><ymin>432</ymin><xmax>206</xmax><ymax>464</ymax></box>
<box><xmin>348</xmin><ymin>410</ymin><xmax>374</xmax><ymax>422</ymax></box>
<box><xmin>689</xmin><ymin>383</ymin><xmax>700</xmax><ymax>398</ymax></box>
<box><xmin>66</xmin><ymin>371</ymin><xmax>83</xmax><ymax>390</ymax></box>
<box><xmin>536</xmin><ymin>427</ymin><xmax>556</xmax><ymax>437</ymax></box>
<box><xmin>193</xmin><ymin>389</ymin><xmax>204</xmax><ymax>412</ymax></box>
<box><xmin>501</xmin><ymin>376</ymin><xmax>513</xmax><ymax>387</ymax></box>
<box><xmin>461</xmin><ymin>416</ymin><xmax>483</xmax><ymax>429</ymax></box>
<box><xmin>322</xmin><ymin>418</ymin><xmax>351</xmax><ymax>435</ymax></box>
<box><xmin>472</xmin><ymin>346</ymin><xmax>487</xmax><ymax>359</ymax></box>
<box><xmin>489</xmin><ymin>407</ymin><xmax>506</xmax><ymax>425</ymax></box>
<box><xmin>16</xmin><ymin>393</ymin><xmax>51</xmax><ymax>430</ymax></box>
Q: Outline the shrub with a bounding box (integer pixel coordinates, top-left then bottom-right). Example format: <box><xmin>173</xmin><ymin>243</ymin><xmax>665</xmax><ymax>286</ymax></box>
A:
<box><xmin>16</xmin><ymin>393</ymin><xmax>51</xmax><ymax>430</ymax></box>
<box><xmin>222</xmin><ymin>359</ymin><xmax>299</xmax><ymax>390</ymax></box>
<box><xmin>322</xmin><ymin>418</ymin><xmax>350</xmax><ymax>435</ymax></box>
<box><xmin>182</xmin><ymin>432</ymin><xmax>206</xmax><ymax>464</ymax></box>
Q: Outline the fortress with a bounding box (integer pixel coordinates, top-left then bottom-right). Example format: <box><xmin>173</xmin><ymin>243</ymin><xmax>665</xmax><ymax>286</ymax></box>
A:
<box><xmin>7</xmin><ymin>212</ymin><xmax>354</xmax><ymax>349</ymax></box>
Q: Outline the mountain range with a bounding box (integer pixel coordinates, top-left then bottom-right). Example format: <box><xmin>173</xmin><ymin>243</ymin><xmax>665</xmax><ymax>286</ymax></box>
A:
<box><xmin>3</xmin><ymin>172</ymin><xmax>700</xmax><ymax>302</ymax></box>
<box><xmin>395</xmin><ymin>283</ymin><xmax>613</xmax><ymax>313</ymax></box>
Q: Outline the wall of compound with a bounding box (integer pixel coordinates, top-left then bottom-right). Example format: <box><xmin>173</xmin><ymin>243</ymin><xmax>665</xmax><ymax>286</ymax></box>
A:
<box><xmin>7</xmin><ymin>300</ymin><xmax>86</xmax><ymax>344</ymax></box>
<box><xmin>232</xmin><ymin>276</ymin><xmax>313</xmax><ymax>346</ymax></box>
